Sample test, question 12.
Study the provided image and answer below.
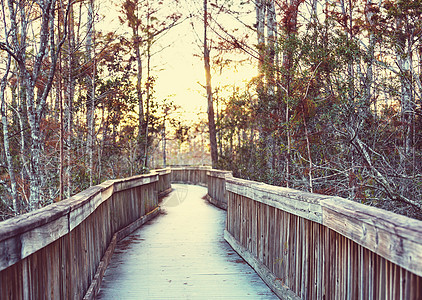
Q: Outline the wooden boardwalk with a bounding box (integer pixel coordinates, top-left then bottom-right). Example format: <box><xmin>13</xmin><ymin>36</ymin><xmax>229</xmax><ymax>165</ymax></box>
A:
<box><xmin>96</xmin><ymin>184</ymin><xmax>278</xmax><ymax>299</ymax></box>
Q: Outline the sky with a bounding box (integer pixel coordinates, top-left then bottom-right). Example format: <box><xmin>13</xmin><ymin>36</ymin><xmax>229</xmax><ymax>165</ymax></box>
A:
<box><xmin>153</xmin><ymin>17</ymin><xmax>255</xmax><ymax>122</ymax></box>
<box><xmin>99</xmin><ymin>0</ymin><xmax>256</xmax><ymax>124</ymax></box>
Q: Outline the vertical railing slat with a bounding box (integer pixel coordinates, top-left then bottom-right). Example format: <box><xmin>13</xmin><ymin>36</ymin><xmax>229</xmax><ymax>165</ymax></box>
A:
<box><xmin>224</xmin><ymin>176</ymin><xmax>422</xmax><ymax>299</ymax></box>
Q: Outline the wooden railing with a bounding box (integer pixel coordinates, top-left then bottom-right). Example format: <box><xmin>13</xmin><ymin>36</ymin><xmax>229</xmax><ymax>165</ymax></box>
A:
<box><xmin>155</xmin><ymin>168</ymin><xmax>172</xmax><ymax>198</ymax></box>
<box><xmin>170</xmin><ymin>166</ymin><xmax>211</xmax><ymax>186</ymax></box>
<box><xmin>206</xmin><ymin>169</ymin><xmax>232</xmax><ymax>210</ymax></box>
<box><xmin>222</xmin><ymin>176</ymin><xmax>422</xmax><ymax>299</ymax></box>
<box><xmin>1</xmin><ymin>166</ymin><xmax>421</xmax><ymax>299</ymax></box>
<box><xmin>0</xmin><ymin>170</ymin><xmax>171</xmax><ymax>299</ymax></box>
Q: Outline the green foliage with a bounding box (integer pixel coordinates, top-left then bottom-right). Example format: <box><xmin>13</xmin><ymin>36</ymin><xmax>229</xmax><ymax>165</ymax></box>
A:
<box><xmin>215</xmin><ymin>0</ymin><xmax>422</xmax><ymax>220</ymax></box>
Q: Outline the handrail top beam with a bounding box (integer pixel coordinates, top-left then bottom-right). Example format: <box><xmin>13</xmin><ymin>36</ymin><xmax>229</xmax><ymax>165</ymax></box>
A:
<box><xmin>0</xmin><ymin>173</ymin><xmax>159</xmax><ymax>242</ymax></box>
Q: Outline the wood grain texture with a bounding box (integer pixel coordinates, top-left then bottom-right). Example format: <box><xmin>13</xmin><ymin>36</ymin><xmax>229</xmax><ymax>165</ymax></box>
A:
<box><xmin>206</xmin><ymin>169</ymin><xmax>232</xmax><ymax>210</ymax></box>
<box><xmin>225</xmin><ymin>230</ymin><xmax>300</xmax><ymax>300</ymax></box>
<box><xmin>170</xmin><ymin>166</ymin><xmax>211</xmax><ymax>186</ymax></box>
<box><xmin>0</xmin><ymin>172</ymin><xmax>160</xmax><ymax>299</ymax></box>
<box><xmin>321</xmin><ymin>197</ymin><xmax>422</xmax><ymax>277</ymax></box>
<box><xmin>97</xmin><ymin>185</ymin><xmax>279</xmax><ymax>299</ymax></box>
<box><xmin>156</xmin><ymin>168</ymin><xmax>172</xmax><ymax>198</ymax></box>
<box><xmin>226</xmin><ymin>177</ymin><xmax>323</xmax><ymax>224</ymax></box>
<box><xmin>205</xmin><ymin>194</ymin><xmax>228</xmax><ymax>210</ymax></box>
<box><xmin>83</xmin><ymin>207</ymin><xmax>160</xmax><ymax>300</ymax></box>
<box><xmin>0</xmin><ymin>201</ymin><xmax>70</xmax><ymax>242</ymax></box>
<box><xmin>20</xmin><ymin>214</ymin><xmax>68</xmax><ymax>258</ymax></box>
<box><xmin>2</xmin><ymin>166</ymin><xmax>421</xmax><ymax>299</ymax></box>
<box><xmin>113</xmin><ymin>174</ymin><xmax>158</xmax><ymax>192</ymax></box>
<box><xmin>225</xmin><ymin>176</ymin><xmax>422</xmax><ymax>299</ymax></box>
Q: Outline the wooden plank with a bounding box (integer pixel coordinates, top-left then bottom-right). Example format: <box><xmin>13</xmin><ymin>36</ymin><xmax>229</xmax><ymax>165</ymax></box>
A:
<box><xmin>322</xmin><ymin>201</ymin><xmax>422</xmax><ymax>277</ymax></box>
<box><xmin>64</xmin><ymin>186</ymin><xmax>103</xmax><ymax>211</ymax></box>
<box><xmin>69</xmin><ymin>192</ymin><xmax>103</xmax><ymax>232</ymax></box>
<box><xmin>300</xmin><ymin>219</ymin><xmax>308</xmax><ymax>299</ymax></box>
<box><xmin>0</xmin><ymin>204</ymin><xmax>70</xmax><ymax>272</ymax></box>
<box><xmin>97</xmin><ymin>184</ymin><xmax>278</xmax><ymax>299</ymax></box>
<box><xmin>83</xmin><ymin>207</ymin><xmax>160</xmax><ymax>300</ymax></box>
<box><xmin>0</xmin><ymin>235</ymin><xmax>22</xmax><ymax>271</ymax></box>
<box><xmin>285</xmin><ymin>212</ymin><xmax>291</xmax><ymax>288</ymax></box>
<box><xmin>205</xmin><ymin>194</ymin><xmax>228</xmax><ymax>210</ymax></box>
<box><xmin>154</xmin><ymin>168</ymin><xmax>171</xmax><ymax>176</ymax></box>
<box><xmin>20</xmin><ymin>214</ymin><xmax>68</xmax><ymax>259</ymax></box>
<box><xmin>113</xmin><ymin>174</ymin><xmax>158</xmax><ymax>192</ymax></box>
<box><xmin>258</xmin><ymin>202</ymin><xmax>264</xmax><ymax>263</ymax></box>
<box><xmin>321</xmin><ymin>196</ymin><xmax>422</xmax><ymax>244</ymax></box>
<box><xmin>100</xmin><ymin>182</ymin><xmax>115</xmax><ymax>202</ymax></box>
<box><xmin>207</xmin><ymin>169</ymin><xmax>232</xmax><ymax>179</ymax></box>
<box><xmin>170</xmin><ymin>166</ymin><xmax>211</xmax><ymax>185</ymax></box>
<box><xmin>265</xmin><ymin>205</ymin><xmax>270</xmax><ymax>269</ymax></box>
<box><xmin>226</xmin><ymin>179</ymin><xmax>323</xmax><ymax>224</ymax></box>
<box><xmin>225</xmin><ymin>230</ymin><xmax>300</xmax><ymax>300</ymax></box>
<box><xmin>0</xmin><ymin>201</ymin><xmax>70</xmax><ymax>242</ymax></box>
<box><xmin>316</xmin><ymin>224</ymin><xmax>322</xmax><ymax>299</ymax></box>
<box><xmin>247</xmin><ymin>197</ymin><xmax>252</xmax><ymax>253</ymax></box>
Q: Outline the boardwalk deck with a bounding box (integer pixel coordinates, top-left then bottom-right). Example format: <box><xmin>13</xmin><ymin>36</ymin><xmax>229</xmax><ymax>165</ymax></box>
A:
<box><xmin>96</xmin><ymin>184</ymin><xmax>278</xmax><ymax>299</ymax></box>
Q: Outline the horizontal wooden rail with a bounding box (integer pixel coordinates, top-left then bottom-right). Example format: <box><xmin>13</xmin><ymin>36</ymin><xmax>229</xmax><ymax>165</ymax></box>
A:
<box><xmin>3</xmin><ymin>166</ymin><xmax>419</xmax><ymax>299</ymax></box>
<box><xmin>170</xmin><ymin>166</ymin><xmax>211</xmax><ymax>186</ymax></box>
<box><xmin>0</xmin><ymin>170</ymin><xmax>172</xmax><ymax>299</ymax></box>
<box><xmin>224</xmin><ymin>176</ymin><xmax>422</xmax><ymax>299</ymax></box>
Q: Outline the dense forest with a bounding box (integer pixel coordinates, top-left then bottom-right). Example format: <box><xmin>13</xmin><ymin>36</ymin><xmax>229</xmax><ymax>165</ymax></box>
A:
<box><xmin>0</xmin><ymin>0</ymin><xmax>421</xmax><ymax>221</ymax></box>
<box><xmin>212</xmin><ymin>0</ymin><xmax>422</xmax><ymax>220</ymax></box>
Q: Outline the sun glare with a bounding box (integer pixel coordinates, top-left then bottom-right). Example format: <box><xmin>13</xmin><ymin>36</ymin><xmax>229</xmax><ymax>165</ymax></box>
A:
<box><xmin>98</xmin><ymin>0</ymin><xmax>256</xmax><ymax>123</ymax></box>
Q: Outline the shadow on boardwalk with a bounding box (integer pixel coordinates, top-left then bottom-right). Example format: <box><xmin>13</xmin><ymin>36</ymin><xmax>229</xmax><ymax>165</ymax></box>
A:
<box><xmin>97</xmin><ymin>184</ymin><xmax>279</xmax><ymax>299</ymax></box>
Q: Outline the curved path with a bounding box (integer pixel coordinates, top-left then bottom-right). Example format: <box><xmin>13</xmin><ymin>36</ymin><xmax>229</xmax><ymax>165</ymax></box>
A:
<box><xmin>96</xmin><ymin>184</ymin><xmax>278</xmax><ymax>299</ymax></box>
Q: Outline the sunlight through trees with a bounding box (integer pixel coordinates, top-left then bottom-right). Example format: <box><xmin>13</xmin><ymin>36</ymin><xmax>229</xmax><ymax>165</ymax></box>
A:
<box><xmin>0</xmin><ymin>0</ymin><xmax>421</xmax><ymax>220</ymax></box>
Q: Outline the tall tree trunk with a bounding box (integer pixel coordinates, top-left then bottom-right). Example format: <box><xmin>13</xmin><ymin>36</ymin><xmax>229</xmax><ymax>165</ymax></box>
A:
<box><xmin>26</xmin><ymin>86</ymin><xmax>43</xmax><ymax>210</ymax></box>
<box><xmin>255</xmin><ymin>0</ymin><xmax>273</xmax><ymax>180</ymax></box>
<box><xmin>363</xmin><ymin>0</ymin><xmax>382</xmax><ymax>121</ymax></box>
<box><xmin>134</xmin><ymin>22</ymin><xmax>146</xmax><ymax>171</ymax></box>
<box><xmin>340</xmin><ymin>0</ymin><xmax>355</xmax><ymax>102</ymax></box>
<box><xmin>303</xmin><ymin>112</ymin><xmax>313</xmax><ymax>192</ymax></box>
<box><xmin>23</xmin><ymin>0</ymin><xmax>61</xmax><ymax>209</ymax></box>
<box><xmin>340</xmin><ymin>0</ymin><xmax>358</xmax><ymax>199</ymax></box>
<box><xmin>58</xmin><ymin>3</ymin><xmax>64</xmax><ymax>201</ymax></box>
<box><xmin>266</xmin><ymin>0</ymin><xmax>276</xmax><ymax>96</ymax></box>
<box><xmin>145</xmin><ymin>27</ymin><xmax>152</xmax><ymax>169</ymax></box>
<box><xmin>204</xmin><ymin>0</ymin><xmax>218</xmax><ymax>168</ymax></box>
<box><xmin>282</xmin><ymin>0</ymin><xmax>301</xmax><ymax>187</ymax></box>
<box><xmin>65</xmin><ymin>3</ymin><xmax>75</xmax><ymax>198</ymax></box>
<box><xmin>396</xmin><ymin>17</ymin><xmax>414</xmax><ymax>165</ymax></box>
<box><xmin>0</xmin><ymin>55</ymin><xmax>18</xmax><ymax>213</ymax></box>
<box><xmin>265</xmin><ymin>0</ymin><xmax>277</xmax><ymax>176</ymax></box>
<box><xmin>255</xmin><ymin>0</ymin><xmax>266</xmax><ymax>148</ymax></box>
<box><xmin>98</xmin><ymin>107</ymin><xmax>107</xmax><ymax>183</ymax></box>
<box><xmin>256</xmin><ymin>0</ymin><xmax>266</xmax><ymax>91</ymax></box>
<box><xmin>86</xmin><ymin>0</ymin><xmax>95</xmax><ymax>186</ymax></box>
<box><xmin>59</xmin><ymin>83</ymin><xmax>64</xmax><ymax>201</ymax></box>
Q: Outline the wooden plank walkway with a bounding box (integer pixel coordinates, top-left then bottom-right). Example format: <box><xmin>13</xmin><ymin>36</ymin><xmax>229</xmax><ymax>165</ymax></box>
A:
<box><xmin>96</xmin><ymin>184</ymin><xmax>279</xmax><ymax>299</ymax></box>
